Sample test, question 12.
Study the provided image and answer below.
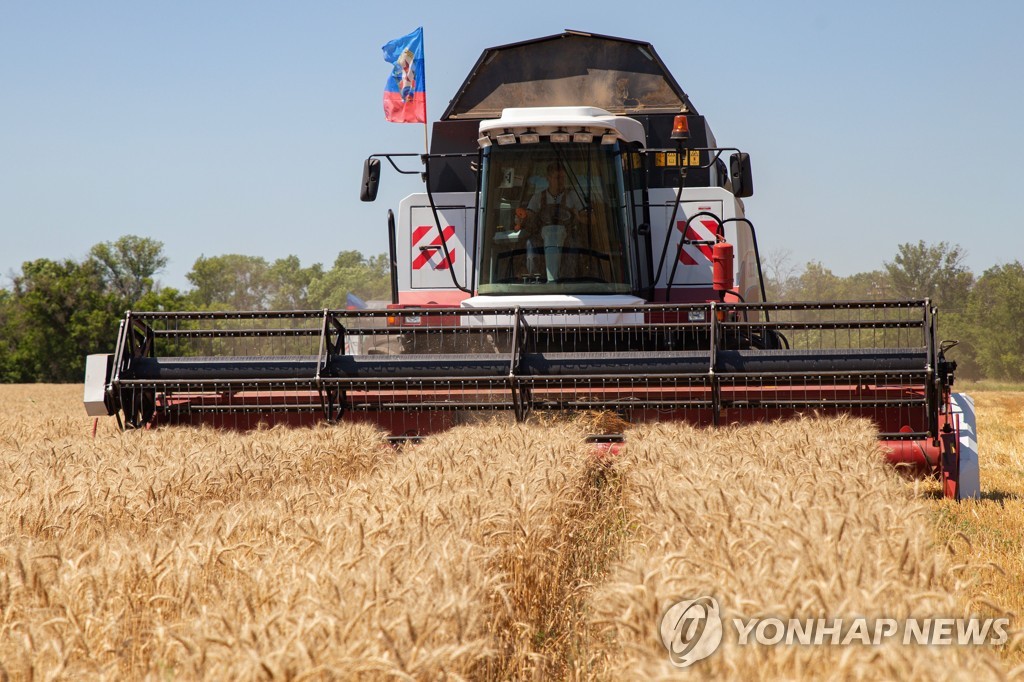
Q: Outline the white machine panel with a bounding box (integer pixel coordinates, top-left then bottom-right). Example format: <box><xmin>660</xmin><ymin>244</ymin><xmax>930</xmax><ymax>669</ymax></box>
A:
<box><xmin>649</xmin><ymin>197</ymin><xmax>723</xmax><ymax>288</ymax></box>
<box><xmin>951</xmin><ymin>393</ymin><xmax>981</xmax><ymax>500</ymax></box>
<box><xmin>83</xmin><ymin>353</ymin><xmax>112</xmax><ymax>416</ymax></box>
<box><xmin>408</xmin><ymin>204</ymin><xmax>474</xmax><ymax>290</ymax></box>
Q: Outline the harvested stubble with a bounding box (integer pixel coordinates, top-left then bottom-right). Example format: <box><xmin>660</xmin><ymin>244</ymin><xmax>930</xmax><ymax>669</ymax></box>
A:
<box><xmin>592</xmin><ymin>416</ymin><xmax>1014</xmax><ymax>679</ymax></box>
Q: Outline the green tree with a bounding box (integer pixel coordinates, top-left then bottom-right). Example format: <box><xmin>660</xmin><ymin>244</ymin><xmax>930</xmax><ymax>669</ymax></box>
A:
<box><xmin>843</xmin><ymin>270</ymin><xmax>892</xmax><ymax>300</ymax></box>
<box><xmin>959</xmin><ymin>262</ymin><xmax>1024</xmax><ymax>381</ymax></box>
<box><xmin>3</xmin><ymin>258</ymin><xmax>121</xmax><ymax>382</ymax></box>
<box><xmin>267</xmin><ymin>256</ymin><xmax>324</xmax><ymax>310</ymax></box>
<box><xmin>783</xmin><ymin>262</ymin><xmax>846</xmax><ymax>301</ymax></box>
<box><xmin>186</xmin><ymin>254</ymin><xmax>271</xmax><ymax>310</ymax></box>
<box><xmin>775</xmin><ymin>260</ymin><xmax>892</xmax><ymax>303</ymax></box>
<box><xmin>183</xmin><ymin>251</ymin><xmax>391</xmax><ymax>311</ymax></box>
<box><xmin>89</xmin><ymin>235</ymin><xmax>168</xmax><ymax>303</ymax></box>
<box><xmin>884</xmin><ymin>241</ymin><xmax>973</xmax><ymax>311</ymax></box>
<box><xmin>0</xmin><ymin>289</ymin><xmax>19</xmax><ymax>382</ymax></box>
<box><xmin>135</xmin><ymin>285</ymin><xmax>191</xmax><ymax>312</ymax></box>
<box><xmin>308</xmin><ymin>251</ymin><xmax>391</xmax><ymax>307</ymax></box>
<box><xmin>881</xmin><ymin>242</ymin><xmax>976</xmax><ymax>376</ymax></box>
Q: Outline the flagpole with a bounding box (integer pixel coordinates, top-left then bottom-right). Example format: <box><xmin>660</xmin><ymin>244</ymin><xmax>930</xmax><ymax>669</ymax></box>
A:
<box><xmin>422</xmin><ymin>29</ymin><xmax>429</xmax><ymax>156</ymax></box>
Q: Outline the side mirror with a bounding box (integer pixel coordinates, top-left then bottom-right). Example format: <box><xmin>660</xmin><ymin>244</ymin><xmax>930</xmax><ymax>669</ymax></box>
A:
<box><xmin>360</xmin><ymin>158</ymin><xmax>381</xmax><ymax>202</ymax></box>
<box><xmin>730</xmin><ymin>152</ymin><xmax>753</xmax><ymax>198</ymax></box>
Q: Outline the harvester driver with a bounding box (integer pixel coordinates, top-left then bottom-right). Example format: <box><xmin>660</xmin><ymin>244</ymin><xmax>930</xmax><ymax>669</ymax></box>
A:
<box><xmin>525</xmin><ymin>163</ymin><xmax>586</xmax><ymax>281</ymax></box>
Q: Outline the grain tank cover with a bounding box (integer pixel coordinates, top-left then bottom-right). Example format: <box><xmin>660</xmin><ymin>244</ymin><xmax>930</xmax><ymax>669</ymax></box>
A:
<box><xmin>442</xmin><ymin>30</ymin><xmax>697</xmax><ymax>120</ymax></box>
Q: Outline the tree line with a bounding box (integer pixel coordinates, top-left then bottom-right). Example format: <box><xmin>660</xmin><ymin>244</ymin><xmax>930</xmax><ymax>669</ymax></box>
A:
<box><xmin>763</xmin><ymin>241</ymin><xmax>1023</xmax><ymax>382</ymax></box>
<box><xmin>1</xmin><ymin>237</ymin><xmax>1020</xmax><ymax>383</ymax></box>
<box><xmin>0</xmin><ymin>236</ymin><xmax>390</xmax><ymax>382</ymax></box>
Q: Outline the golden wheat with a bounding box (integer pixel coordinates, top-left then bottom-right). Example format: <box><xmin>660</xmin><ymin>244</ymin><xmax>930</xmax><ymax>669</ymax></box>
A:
<box><xmin>0</xmin><ymin>388</ymin><xmax>617</xmax><ymax>679</ymax></box>
<box><xmin>591</xmin><ymin>417</ymin><xmax>1015</xmax><ymax>679</ymax></box>
<box><xmin>0</xmin><ymin>385</ymin><xmax>1019</xmax><ymax>680</ymax></box>
<box><xmin>926</xmin><ymin>391</ymin><xmax>1024</xmax><ymax>671</ymax></box>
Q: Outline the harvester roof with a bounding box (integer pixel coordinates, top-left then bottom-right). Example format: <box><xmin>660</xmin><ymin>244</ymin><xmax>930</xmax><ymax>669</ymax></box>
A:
<box><xmin>477</xmin><ymin>106</ymin><xmax>647</xmax><ymax>146</ymax></box>
<box><xmin>442</xmin><ymin>30</ymin><xmax>698</xmax><ymax>120</ymax></box>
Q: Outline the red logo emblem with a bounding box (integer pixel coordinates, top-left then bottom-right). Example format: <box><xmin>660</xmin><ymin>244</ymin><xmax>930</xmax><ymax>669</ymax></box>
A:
<box><xmin>411</xmin><ymin>225</ymin><xmax>458</xmax><ymax>270</ymax></box>
<box><xmin>676</xmin><ymin>219</ymin><xmax>719</xmax><ymax>265</ymax></box>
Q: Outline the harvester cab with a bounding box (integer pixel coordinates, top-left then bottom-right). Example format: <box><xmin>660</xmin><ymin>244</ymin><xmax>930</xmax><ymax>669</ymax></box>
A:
<box><xmin>366</xmin><ymin>32</ymin><xmax>761</xmax><ymax>312</ymax></box>
<box><xmin>84</xmin><ymin>31</ymin><xmax>979</xmax><ymax>500</ymax></box>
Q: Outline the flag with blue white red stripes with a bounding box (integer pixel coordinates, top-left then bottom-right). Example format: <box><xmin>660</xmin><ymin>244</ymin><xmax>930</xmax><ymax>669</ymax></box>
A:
<box><xmin>382</xmin><ymin>27</ymin><xmax>426</xmax><ymax>123</ymax></box>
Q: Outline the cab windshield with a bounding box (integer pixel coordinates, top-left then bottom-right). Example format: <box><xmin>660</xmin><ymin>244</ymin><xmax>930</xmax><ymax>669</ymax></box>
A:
<box><xmin>477</xmin><ymin>141</ymin><xmax>634</xmax><ymax>295</ymax></box>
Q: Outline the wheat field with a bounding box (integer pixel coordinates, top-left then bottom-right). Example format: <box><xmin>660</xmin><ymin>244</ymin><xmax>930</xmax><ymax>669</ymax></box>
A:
<box><xmin>0</xmin><ymin>385</ymin><xmax>1020</xmax><ymax>680</ymax></box>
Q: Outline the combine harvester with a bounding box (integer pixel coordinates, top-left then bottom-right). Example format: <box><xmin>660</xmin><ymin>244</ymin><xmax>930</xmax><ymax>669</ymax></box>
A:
<box><xmin>84</xmin><ymin>31</ymin><xmax>979</xmax><ymax>499</ymax></box>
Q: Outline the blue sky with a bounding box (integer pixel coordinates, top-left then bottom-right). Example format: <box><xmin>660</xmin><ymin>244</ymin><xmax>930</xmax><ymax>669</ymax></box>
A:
<box><xmin>2</xmin><ymin>2</ymin><xmax>1021</xmax><ymax>291</ymax></box>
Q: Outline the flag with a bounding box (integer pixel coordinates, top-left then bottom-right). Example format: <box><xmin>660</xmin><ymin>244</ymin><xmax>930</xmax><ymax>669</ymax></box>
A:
<box><xmin>382</xmin><ymin>27</ymin><xmax>426</xmax><ymax>123</ymax></box>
